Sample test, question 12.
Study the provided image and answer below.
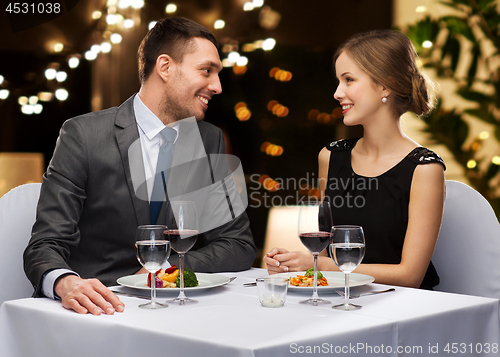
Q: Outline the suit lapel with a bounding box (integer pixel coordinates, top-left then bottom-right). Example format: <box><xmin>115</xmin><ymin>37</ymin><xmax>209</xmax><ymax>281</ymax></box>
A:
<box><xmin>114</xmin><ymin>94</ymin><xmax>150</xmax><ymax>226</ymax></box>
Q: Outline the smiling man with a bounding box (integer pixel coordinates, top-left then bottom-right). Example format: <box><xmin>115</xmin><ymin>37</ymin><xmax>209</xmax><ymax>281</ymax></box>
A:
<box><xmin>24</xmin><ymin>17</ymin><xmax>257</xmax><ymax>316</ymax></box>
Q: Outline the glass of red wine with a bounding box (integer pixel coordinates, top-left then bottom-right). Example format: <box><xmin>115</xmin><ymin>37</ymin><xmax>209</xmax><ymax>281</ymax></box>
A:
<box><xmin>165</xmin><ymin>201</ymin><xmax>199</xmax><ymax>305</ymax></box>
<box><xmin>298</xmin><ymin>200</ymin><xmax>333</xmax><ymax>305</ymax></box>
<box><xmin>135</xmin><ymin>225</ymin><xmax>171</xmax><ymax>309</ymax></box>
<box><xmin>330</xmin><ymin>225</ymin><xmax>365</xmax><ymax>310</ymax></box>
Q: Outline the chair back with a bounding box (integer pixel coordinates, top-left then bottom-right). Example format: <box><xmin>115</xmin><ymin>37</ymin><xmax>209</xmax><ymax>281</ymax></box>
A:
<box><xmin>0</xmin><ymin>183</ymin><xmax>41</xmax><ymax>304</ymax></box>
<box><xmin>432</xmin><ymin>180</ymin><xmax>500</xmax><ymax>298</ymax></box>
<box><xmin>261</xmin><ymin>206</ymin><xmax>310</xmax><ymax>268</ymax></box>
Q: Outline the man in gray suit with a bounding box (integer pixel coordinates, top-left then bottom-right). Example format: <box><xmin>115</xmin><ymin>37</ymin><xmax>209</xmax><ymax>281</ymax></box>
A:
<box><xmin>24</xmin><ymin>17</ymin><xmax>257</xmax><ymax>315</ymax></box>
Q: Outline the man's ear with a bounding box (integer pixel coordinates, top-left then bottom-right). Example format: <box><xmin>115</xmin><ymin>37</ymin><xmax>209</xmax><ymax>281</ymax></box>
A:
<box><xmin>156</xmin><ymin>54</ymin><xmax>171</xmax><ymax>82</ymax></box>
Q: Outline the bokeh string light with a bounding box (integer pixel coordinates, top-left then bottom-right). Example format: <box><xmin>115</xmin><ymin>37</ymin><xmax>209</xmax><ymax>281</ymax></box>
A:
<box><xmin>1</xmin><ymin>0</ymin><xmax>147</xmax><ymax>115</ymax></box>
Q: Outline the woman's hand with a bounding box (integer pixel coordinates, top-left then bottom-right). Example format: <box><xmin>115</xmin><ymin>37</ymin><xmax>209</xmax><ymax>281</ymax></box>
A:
<box><xmin>264</xmin><ymin>247</ymin><xmax>314</xmax><ymax>274</ymax></box>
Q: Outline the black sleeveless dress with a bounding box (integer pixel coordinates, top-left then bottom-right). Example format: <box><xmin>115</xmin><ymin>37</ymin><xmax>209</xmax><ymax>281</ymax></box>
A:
<box><xmin>324</xmin><ymin>138</ymin><xmax>446</xmax><ymax>290</ymax></box>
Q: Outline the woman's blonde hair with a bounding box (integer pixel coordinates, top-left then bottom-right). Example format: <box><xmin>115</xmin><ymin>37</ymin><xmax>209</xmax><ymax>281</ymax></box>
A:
<box><xmin>333</xmin><ymin>29</ymin><xmax>437</xmax><ymax>116</ymax></box>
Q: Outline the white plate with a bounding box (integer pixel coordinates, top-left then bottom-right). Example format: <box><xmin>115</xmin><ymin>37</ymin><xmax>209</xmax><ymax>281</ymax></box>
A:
<box><xmin>274</xmin><ymin>271</ymin><xmax>374</xmax><ymax>292</ymax></box>
<box><xmin>117</xmin><ymin>273</ymin><xmax>230</xmax><ymax>291</ymax></box>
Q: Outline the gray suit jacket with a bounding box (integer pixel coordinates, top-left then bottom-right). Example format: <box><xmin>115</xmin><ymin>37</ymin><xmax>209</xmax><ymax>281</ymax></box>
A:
<box><xmin>24</xmin><ymin>95</ymin><xmax>257</xmax><ymax>296</ymax></box>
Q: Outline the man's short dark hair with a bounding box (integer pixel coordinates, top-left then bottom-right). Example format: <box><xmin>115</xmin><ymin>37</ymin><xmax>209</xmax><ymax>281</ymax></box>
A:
<box><xmin>137</xmin><ymin>17</ymin><xmax>218</xmax><ymax>83</ymax></box>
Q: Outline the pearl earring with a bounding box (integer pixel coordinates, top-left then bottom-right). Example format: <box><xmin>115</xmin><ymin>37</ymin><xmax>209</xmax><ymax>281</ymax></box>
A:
<box><xmin>382</xmin><ymin>96</ymin><xmax>388</xmax><ymax>103</ymax></box>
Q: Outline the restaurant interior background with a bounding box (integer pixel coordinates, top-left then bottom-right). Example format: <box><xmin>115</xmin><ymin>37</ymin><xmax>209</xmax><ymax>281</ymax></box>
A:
<box><xmin>1</xmin><ymin>0</ymin><xmax>499</xmax><ymax>265</ymax></box>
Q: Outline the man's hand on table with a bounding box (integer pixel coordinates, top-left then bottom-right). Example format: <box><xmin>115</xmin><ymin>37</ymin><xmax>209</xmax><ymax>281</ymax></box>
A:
<box><xmin>54</xmin><ymin>275</ymin><xmax>125</xmax><ymax>315</ymax></box>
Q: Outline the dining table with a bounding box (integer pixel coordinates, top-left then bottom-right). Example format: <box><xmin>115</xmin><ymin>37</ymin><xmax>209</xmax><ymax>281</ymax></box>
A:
<box><xmin>1</xmin><ymin>268</ymin><xmax>499</xmax><ymax>357</ymax></box>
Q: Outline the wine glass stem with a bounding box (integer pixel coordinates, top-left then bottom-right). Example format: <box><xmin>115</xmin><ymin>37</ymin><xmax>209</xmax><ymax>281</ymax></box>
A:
<box><xmin>178</xmin><ymin>253</ymin><xmax>186</xmax><ymax>300</ymax></box>
<box><xmin>312</xmin><ymin>253</ymin><xmax>319</xmax><ymax>300</ymax></box>
<box><xmin>151</xmin><ymin>273</ymin><xmax>157</xmax><ymax>305</ymax></box>
<box><xmin>344</xmin><ymin>273</ymin><xmax>350</xmax><ymax>306</ymax></box>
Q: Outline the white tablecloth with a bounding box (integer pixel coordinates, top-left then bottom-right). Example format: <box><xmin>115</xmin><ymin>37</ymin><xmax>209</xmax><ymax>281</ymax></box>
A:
<box><xmin>1</xmin><ymin>268</ymin><xmax>499</xmax><ymax>357</ymax></box>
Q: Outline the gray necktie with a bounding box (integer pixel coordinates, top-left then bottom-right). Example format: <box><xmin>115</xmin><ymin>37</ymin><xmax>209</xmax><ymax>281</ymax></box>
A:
<box><xmin>150</xmin><ymin>127</ymin><xmax>176</xmax><ymax>224</ymax></box>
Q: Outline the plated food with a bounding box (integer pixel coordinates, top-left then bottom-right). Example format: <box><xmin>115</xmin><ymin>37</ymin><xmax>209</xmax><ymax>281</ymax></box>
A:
<box><xmin>289</xmin><ymin>268</ymin><xmax>328</xmax><ymax>287</ymax></box>
<box><xmin>273</xmin><ymin>271</ymin><xmax>375</xmax><ymax>292</ymax></box>
<box><xmin>117</xmin><ymin>273</ymin><xmax>230</xmax><ymax>291</ymax></box>
<box><xmin>147</xmin><ymin>265</ymin><xmax>199</xmax><ymax>288</ymax></box>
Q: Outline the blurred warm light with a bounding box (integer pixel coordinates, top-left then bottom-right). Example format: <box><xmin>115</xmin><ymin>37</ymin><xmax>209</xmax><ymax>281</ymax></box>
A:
<box><xmin>233</xmin><ymin>65</ymin><xmax>247</xmax><ymax>75</ymax></box>
<box><xmin>28</xmin><ymin>96</ymin><xmax>38</xmax><ymax>105</ymax></box>
<box><xmin>38</xmin><ymin>92</ymin><xmax>53</xmax><ymax>101</ymax></box>
<box><xmin>110</xmin><ymin>33</ymin><xmax>123</xmax><ymax>44</ymax></box>
<box><xmin>267</xmin><ymin>100</ymin><xmax>288</xmax><ymax>117</ymax></box>
<box><xmin>422</xmin><ymin>41</ymin><xmax>433</xmax><ymax>48</ymax></box>
<box><xmin>228</xmin><ymin>51</ymin><xmax>240</xmax><ymax>62</ymax></box>
<box><xmin>263</xmin><ymin>178</ymin><xmax>280</xmax><ymax>192</ymax></box>
<box><xmin>243</xmin><ymin>2</ymin><xmax>254</xmax><ymax>11</ymax></box>
<box><xmin>92</xmin><ymin>11</ymin><xmax>102</xmax><ymax>20</ymax></box>
<box><xmin>33</xmin><ymin>104</ymin><xmax>43</xmax><ymax>114</ymax></box>
<box><xmin>267</xmin><ymin>100</ymin><xmax>278</xmax><ymax>111</ymax></box>
<box><xmin>235</xmin><ymin>102</ymin><xmax>247</xmax><ymax>111</ymax></box>
<box><xmin>222</xmin><ymin>59</ymin><xmax>234</xmax><ymax>67</ymax></box>
<box><xmin>271</xmin><ymin>68</ymin><xmax>292</xmax><ymax>82</ymax></box>
<box><xmin>101</xmin><ymin>42</ymin><xmax>112</xmax><ymax>53</ymax></box>
<box><xmin>492</xmin><ymin>156</ymin><xmax>500</xmax><ymax>165</ymax></box>
<box><xmin>0</xmin><ymin>89</ymin><xmax>9</xmax><ymax>100</ymax></box>
<box><xmin>124</xmin><ymin>19</ymin><xmax>134</xmax><ymax>28</ymax></box>
<box><xmin>55</xmin><ymin>89</ymin><xmax>69</xmax><ymax>101</ymax></box>
<box><xmin>91</xmin><ymin>44</ymin><xmax>101</xmax><ymax>54</ymax></box>
<box><xmin>254</xmin><ymin>40</ymin><xmax>263</xmax><ymax>48</ymax></box>
<box><xmin>148</xmin><ymin>21</ymin><xmax>157</xmax><ymax>30</ymax></box>
<box><xmin>276</xmin><ymin>106</ymin><xmax>289</xmax><ymax>117</ymax></box>
<box><xmin>18</xmin><ymin>96</ymin><xmax>28</xmax><ymax>105</ymax></box>
<box><xmin>308</xmin><ymin>188</ymin><xmax>320</xmax><ymax>199</ymax></box>
<box><xmin>0</xmin><ymin>75</ymin><xmax>4</xmax><ymax>85</ymax></box>
<box><xmin>214</xmin><ymin>20</ymin><xmax>225</xmax><ymax>29</ymax></box>
<box><xmin>260</xmin><ymin>142</ymin><xmax>270</xmax><ymax>152</ymax></box>
<box><xmin>263</xmin><ymin>143</ymin><xmax>284</xmax><ymax>157</ymax></box>
<box><xmin>317</xmin><ymin>113</ymin><xmax>331</xmax><ymax>124</ymax></box>
<box><xmin>308</xmin><ymin>109</ymin><xmax>319</xmax><ymax>120</ymax></box>
<box><xmin>262</xmin><ymin>38</ymin><xmax>276</xmax><ymax>50</ymax></box>
<box><xmin>68</xmin><ymin>56</ymin><xmax>80</xmax><ymax>68</ymax></box>
<box><xmin>236</xmin><ymin>56</ymin><xmax>248</xmax><ymax>66</ymax></box>
<box><xmin>258</xmin><ymin>174</ymin><xmax>270</xmax><ymax>185</ymax></box>
<box><xmin>416</xmin><ymin>6</ymin><xmax>427</xmax><ymax>12</ymax></box>
<box><xmin>84</xmin><ymin>51</ymin><xmax>95</xmax><ymax>61</ymax></box>
<box><xmin>165</xmin><ymin>3</ymin><xmax>177</xmax><ymax>13</ymax></box>
<box><xmin>21</xmin><ymin>105</ymin><xmax>34</xmax><ymax>115</ymax></box>
<box><xmin>479</xmin><ymin>131</ymin><xmax>489</xmax><ymax>140</ymax></box>
<box><xmin>253</xmin><ymin>0</ymin><xmax>264</xmax><ymax>7</ymax></box>
<box><xmin>131</xmin><ymin>0</ymin><xmax>144</xmax><ymax>9</ymax></box>
<box><xmin>332</xmin><ymin>107</ymin><xmax>342</xmax><ymax>118</ymax></box>
<box><xmin>242</xmin><ymin>43</ymin><xmax>256</xmax><ymax>52</ymax></box>
<box><xmin>53</xmin><ymin>43</ymin><xmax>64</xmax><ymax>52</ymax></box>
<box><xmin>107</xmin><ymin>0</ymin><xmax>117</xmax><ymax>6</ymax></box>
<box><xmin>106</xmin><ymin>14</ymin><xmax>118</xmax><ymax>25</ymax></box>
<box><xmin>467</xmin><ymin>160</ymin><xmax>477</xmax><ymax>169</ymax></box>
<box><xmin>118</xmin><ymin>0</ymin><xmax>131</xmax><ymax>9</ymax></box>
<box><xmin>56</xmin><ymin>71</ymin><xmax>67</xmax><ymax>82</ymax></box>
<box><xmin>235</xmin><ymin>102</ymin><xmax>251</xmax><ymax>121</ymax></box>
<box><xmin>45</xmin><ymin>69</ymin><xmax>57</xmax><ymax>80</ymax></box>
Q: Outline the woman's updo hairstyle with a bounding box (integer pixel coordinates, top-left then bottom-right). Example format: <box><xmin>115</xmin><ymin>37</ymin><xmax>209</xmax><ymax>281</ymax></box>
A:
<box><xmin>333</xmin><ymin>29</ymin><xmax>437</xmax><ymax>117</ymax></box>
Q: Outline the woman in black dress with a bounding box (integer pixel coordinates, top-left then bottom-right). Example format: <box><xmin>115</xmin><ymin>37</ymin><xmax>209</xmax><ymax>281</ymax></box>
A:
<box><xmin>264</xmin><ymin>30</ymin><xmax>445</xmax><ymax>289</ymax></box>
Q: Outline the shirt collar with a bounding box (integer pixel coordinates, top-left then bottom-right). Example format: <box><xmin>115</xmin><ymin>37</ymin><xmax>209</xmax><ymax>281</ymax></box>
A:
<box><xmin>134</xmin><ymin>94</ymin><xmax>179</xmax><ymax>141</ymax></box>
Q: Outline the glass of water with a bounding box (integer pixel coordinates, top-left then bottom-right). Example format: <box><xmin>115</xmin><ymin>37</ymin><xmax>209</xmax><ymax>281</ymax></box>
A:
<box><xmin>330</xmin><ymin>225</ymin><xmax>365</xmax><ymax>310</ymax></box>
<box><xmin>135</xmin><ymin>225</ymin><xmax>171</xmax><ymax>309</ymax></box>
